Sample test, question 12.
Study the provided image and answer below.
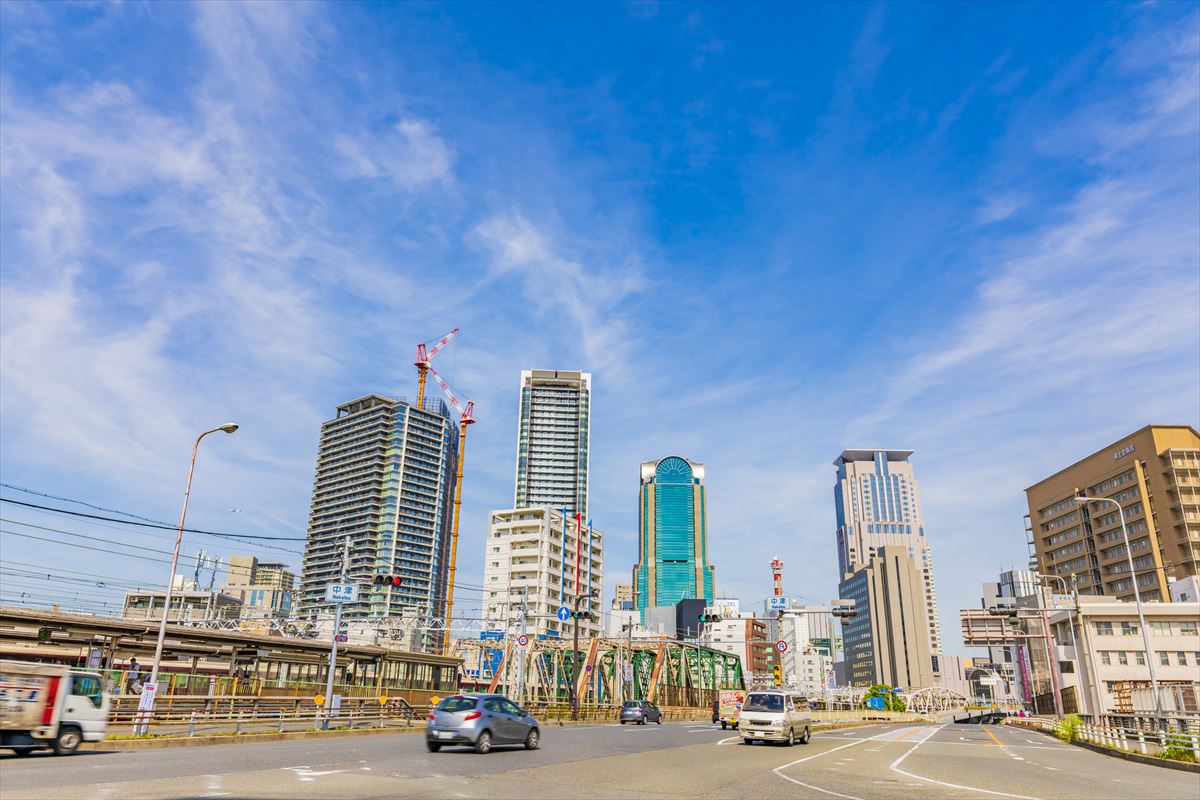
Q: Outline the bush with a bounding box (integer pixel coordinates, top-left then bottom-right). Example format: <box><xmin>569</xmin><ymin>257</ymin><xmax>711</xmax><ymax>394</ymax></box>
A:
<box><xmin>1053</xmin><ymin>714</ymin><xmax>1082</xmax><ymax>743</ymax></box>
<box><xmin>1158</xmin><ymin>734</ymin><xmax>1198</xmax><ymax>763</ymax></box>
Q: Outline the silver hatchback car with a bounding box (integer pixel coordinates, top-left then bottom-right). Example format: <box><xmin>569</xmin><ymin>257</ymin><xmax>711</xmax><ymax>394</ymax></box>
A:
<box><xmin>426</xmin><ymin>693</ymin><xmax>540</xmax><ymax>754</ymax></box>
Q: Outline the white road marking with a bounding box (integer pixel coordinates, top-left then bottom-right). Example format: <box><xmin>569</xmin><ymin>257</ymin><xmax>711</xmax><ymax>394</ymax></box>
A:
<box><xmin>1044</xmin><ymin>767</ymin><xmax>1059</xmax><ymax>771</ymax></box>
<box><xmin>888</xmin><ymin>726</ymin><xmax>1041</xmax><ymax>800</ymax></box>
<box><xmin>283</xmin><ymin>766</ymin><xmax>345</xmax><ymax>783</ymax></box>
<box><xmin>717</xmin><ymin>735</ymin><xmax>740</xmax><ymax>745</ymax></box>
<box><xmin>772</xmin><ymin>725</ymin><xmax>914</xmax><ymax>800</ymax></box>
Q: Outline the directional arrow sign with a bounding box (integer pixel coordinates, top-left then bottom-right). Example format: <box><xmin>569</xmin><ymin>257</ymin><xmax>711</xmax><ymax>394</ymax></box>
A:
<box><xmin>557</xmin><ymin>606</ymin><xmax>571</xmax><ymax>622</ymax></box>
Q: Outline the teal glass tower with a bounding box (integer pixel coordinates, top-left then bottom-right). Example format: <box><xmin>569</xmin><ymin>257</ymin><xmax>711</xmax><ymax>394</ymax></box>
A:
<box><xmin>633</xmin><ymin>456</ymin><xmax>716</xmax><ymax>618</ymax></box>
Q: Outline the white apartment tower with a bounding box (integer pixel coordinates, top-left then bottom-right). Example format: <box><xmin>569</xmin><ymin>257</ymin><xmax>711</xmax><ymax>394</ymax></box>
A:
<box><xmin>514</xmin><ymin>370</ymin><xmax>591</xmax><ymax>517</ymax></box>
<box><xmin>834</xmin><ymin>449</ymin><xmax>943</xmax><ymax>660</ymax></box>
<box><xmin>484</xmin><ymin>508</ymin><xmax>603</xmax><ymax>639</ymax></box>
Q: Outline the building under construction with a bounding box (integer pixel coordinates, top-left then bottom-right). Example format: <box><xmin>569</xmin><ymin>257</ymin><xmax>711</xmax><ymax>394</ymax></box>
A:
<box><xmin>455</xmin><ymin>636</ymin><xmax>745</xmax><ymax>708</ymax></box>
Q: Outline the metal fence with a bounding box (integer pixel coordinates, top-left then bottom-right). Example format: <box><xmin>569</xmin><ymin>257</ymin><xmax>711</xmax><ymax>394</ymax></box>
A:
<box><xmin>1075</xmin><ymin>721</ymin><xmax>1200</xmax><ymax>760</ymax></box>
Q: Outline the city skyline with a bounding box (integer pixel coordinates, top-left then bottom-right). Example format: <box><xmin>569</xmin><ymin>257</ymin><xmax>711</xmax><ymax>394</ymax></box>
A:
<box><xmin>1</xmin><ymin>3</ymin><xmax>1197</xmax><ymax>658</ymax></box>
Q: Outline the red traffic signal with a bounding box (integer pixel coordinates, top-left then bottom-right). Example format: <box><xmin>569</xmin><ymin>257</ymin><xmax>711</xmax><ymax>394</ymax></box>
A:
<box><xmin>373</xmin><ymin>575</ymin><xmax>402</xmax><ymax>588</ymax></box>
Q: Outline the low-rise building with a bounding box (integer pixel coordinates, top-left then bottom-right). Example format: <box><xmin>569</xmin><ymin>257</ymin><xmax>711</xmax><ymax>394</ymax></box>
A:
<box><xmin>123</xmin><ymin>576</ymin><xmax>242</xmax><ymax>623</ymax></box>
<box><xmin>701</xmin><ymin>601</ymin><xmax>771</xmax><ymax>681</ymax></box>
<box><xmin>1049</xmin><ymin>598</ymin><xmax>1200</xmax><ymax>716</ymax></box>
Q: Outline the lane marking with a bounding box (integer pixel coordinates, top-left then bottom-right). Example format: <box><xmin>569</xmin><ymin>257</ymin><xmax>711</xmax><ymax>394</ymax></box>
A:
<box><xmin>1044</xmin><ymin>767</ymin><xmax>1059</xmax><ymax>771</ymax></box>
<box><xmin>772</xmin><ymin>725</ymin><xmax>919</xmax><ymax>800</ymax></box>
<box><xmin>983</xmin><ymin>727</ymin><xmax>1005</xmax><ymax>747</ymax></box>
<box><xmin>717</xmin><ymin>735</ymin><xmax>740</xmax><ymax>745</ymax></box>
<box><xmin>888</xmin><ymin>725</ymin><xmax>1041</xmax><ymax>800</ymax></box>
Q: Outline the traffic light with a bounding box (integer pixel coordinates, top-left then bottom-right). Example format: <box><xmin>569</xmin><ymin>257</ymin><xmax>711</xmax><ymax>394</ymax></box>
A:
<box><xmin>698</xmin><ymin>613</ymin><xmax>722</xmax><ymax>623</ymax></box>
<box><xmin>570</xmin><ymin>610</ymin><xmax>595</xmax><ymax>621</ymax></box>
<box><xmin>373</xmin><ymin>575</ymin><xmax>402</xmax><ymax>588</ymax></box>
<box><xmin>772</xmin><ymin>663</ymin><xmax>782</xmax><ymax>686</ymax></box>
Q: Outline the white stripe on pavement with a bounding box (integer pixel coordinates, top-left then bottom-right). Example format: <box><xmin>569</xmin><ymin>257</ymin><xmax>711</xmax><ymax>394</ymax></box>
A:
<box><xmin>771</xmin><ymin>726</ymin><xmax>910</xmax><ymax>800</ymax></box>
<box><xmin>888</xmin><ymin>726</ymin><xmax>1041</xmax><ymax>800</ymax></box>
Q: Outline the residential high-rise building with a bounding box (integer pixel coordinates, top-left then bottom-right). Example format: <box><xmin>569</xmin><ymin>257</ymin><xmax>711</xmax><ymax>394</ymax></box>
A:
<box><xmin>299</xmin><ymin>394</ymin><xmax>458</xmax><ymax>632</ymax></box>
<box><xmin>1025</xmin><ymin>425</ymin><xmax>1200</xmax><ymax>602</ymax></box>
<box><xmin>833</xmin><ymin>449</ymin><xmax>943</xmax><ymax>659</ymax></box>
<box><xmin>483</xmin><ymin>507</ymin><xmax>603</xmax><ymax>639</ymax></box>
<box><xmin>838</xmin><ymin>546</ymin><xmax>935</xmax><ymax>689</ymax></box>
<box><xmin>633</xmin><ymin>456</ymin><xmax>716</xmax><ymax>618</ymax></box>
<box><xmin>514</xmin><ymin>370</ymin><xmax>591</xmax><ymax>517</ymax></box>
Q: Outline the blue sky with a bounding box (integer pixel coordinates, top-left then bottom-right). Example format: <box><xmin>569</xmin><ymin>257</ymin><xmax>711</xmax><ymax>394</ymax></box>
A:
<box><xmin>1</xmin><ymin>1</ymin><xmax>1197</xmax><ymax>655</ymax></box>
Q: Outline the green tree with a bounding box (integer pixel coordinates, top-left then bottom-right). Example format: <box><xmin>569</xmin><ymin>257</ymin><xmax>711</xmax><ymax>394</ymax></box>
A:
<box><xmin>862</xmin><ymin>684</ymin><xmax>907</xmax><ymax>712</ymax></box>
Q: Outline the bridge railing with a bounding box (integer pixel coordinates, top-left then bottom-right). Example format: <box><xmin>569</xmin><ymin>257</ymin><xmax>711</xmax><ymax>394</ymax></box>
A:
<box><xmin>1074</xmin><ymin>721</ymin><xmax>1200</xmax><ymax>760</ymax></box>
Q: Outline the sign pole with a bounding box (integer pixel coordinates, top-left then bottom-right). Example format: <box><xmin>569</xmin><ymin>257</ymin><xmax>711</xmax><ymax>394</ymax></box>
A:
<box><xmin>322</xmin><ymin>537</ymin><xmax>350</xmax><ymax>730</ymax></box>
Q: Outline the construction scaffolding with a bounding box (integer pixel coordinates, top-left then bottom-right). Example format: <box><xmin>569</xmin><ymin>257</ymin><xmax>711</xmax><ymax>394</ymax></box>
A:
<box><xmin>454</xmin><ymin>636</ymin><xmax>745</xmax><ymax>708</ymax></box>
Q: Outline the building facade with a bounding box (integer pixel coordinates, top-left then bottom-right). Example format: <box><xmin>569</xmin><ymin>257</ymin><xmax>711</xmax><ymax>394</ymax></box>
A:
<box><xmin>123</xmin><ymin>576</ymin><xmax>242</xmax><ymax>623</ymax></box>
<box><xmin>833</xmin><ymin>449</ymin><xmax>943</xmax><ymax>659</ymax></box>
<box><xmin>222</xmin><ymin>556</ymin><xmax>297</xmax><ymax>619</ymax></box>
<box><xmin>633</xmin><ymin>456</ymin><xmax>716</xmax><ymax>618</ymax></box>
<box><xmin>483</xmin><ymin>507</ymin><xmax>603</xmax><ymax>639</ymax></box>
<box><xmin>702</xmin><ymin>610</ymin><xmax>771</xmax><ymax>680</ymax></box>
<box><xmin>612</xmin><ymin>583</ymin><xmax>634</xmax><ymax>610</ymax></box>
<box><xmin>838</xmin><ymin>546</ymin><xmax>935</xmax><ymax>689</ymax></box>
<box><xmin>1048</xmin><ymin>599</ymin><xmax>1200</xmax><ymax>716</ymax></box>
<box><xmin>513</xmin><ymin>370</ymin><xmax>591</xmax><ymax>517</ymax></box>
<box><xmin>1025</xmin><ymin>425</ymin><xmax>1200</xmax><ymax>602</ymax></box>
<box><xmin>299</xmin><ymin>394</ymin><xmax>458</xmax><ymax>629</ymax></box>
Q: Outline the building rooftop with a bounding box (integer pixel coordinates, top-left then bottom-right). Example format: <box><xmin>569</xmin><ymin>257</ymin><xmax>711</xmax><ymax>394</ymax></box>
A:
<box><xmin>834</xmin><ymin>449</ymin><xmax>914</xmax><ymax>466</ymax></box>
<box><xmin>1023</xmin><ymin>424</ymin><xmax>1200</xmax><ymax>492</ymax></box>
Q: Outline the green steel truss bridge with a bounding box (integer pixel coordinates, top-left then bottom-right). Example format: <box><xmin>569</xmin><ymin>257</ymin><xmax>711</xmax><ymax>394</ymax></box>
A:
<box><xmin>455</xmin><ymin>636</ymin><xmax>746</xmax><ymax>707</ymax></box>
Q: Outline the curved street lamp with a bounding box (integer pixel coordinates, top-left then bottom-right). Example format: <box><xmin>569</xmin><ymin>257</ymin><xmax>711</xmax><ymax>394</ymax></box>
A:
<box><xmin>148</xmin><ymin>424</ymin><xmax>239</xmax><ymax>690</ymax></box>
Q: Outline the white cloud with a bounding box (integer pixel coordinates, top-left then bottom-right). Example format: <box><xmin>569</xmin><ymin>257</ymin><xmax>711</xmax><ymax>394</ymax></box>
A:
<box><xmin>335</xmin><ymin>120</ymin><xmax>454</xmax><ymax>189</ymax></box>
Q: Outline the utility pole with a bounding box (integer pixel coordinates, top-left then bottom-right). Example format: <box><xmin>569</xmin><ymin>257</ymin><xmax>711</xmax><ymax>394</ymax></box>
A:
<box><xmin>516</xmin><ymin>587</ymin><xmax>529</xmax><ymax>706</ymax></box>
<box><xmin>570</xmin><ymin>590</ymin><xmax>582</xmax><ymax>720</ymax></box>
<box><xmin>321</xmin><ymin>537</ymin><xmax>350</xmax><ymax>730</ymax></box>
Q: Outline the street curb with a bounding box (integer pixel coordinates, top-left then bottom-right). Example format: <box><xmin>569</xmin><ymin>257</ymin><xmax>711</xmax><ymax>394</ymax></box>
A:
<box><xmin>78</xmin><ymin>716</ymin><xmax>896</xmax><ymax>751</ymax></box>
<box><xmin>1071</xmin><ymin>738</ymin><xmax>1200</xmax><ymax>773</ymax></box>
<box><xmin>1004</xmin><ymin>719</ymin><xmax>1199</xmax><ymax>773</ymax></box>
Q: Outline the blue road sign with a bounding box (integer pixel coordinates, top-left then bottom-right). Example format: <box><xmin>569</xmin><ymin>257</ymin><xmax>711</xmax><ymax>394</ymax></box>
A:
<box><xmin>866</xmin><ymin>696</ymin><xmax>885</xmax><ymax>710</ymax></box>
<box><xmin>557</xmin><ymin>606</ymin><xmax>571</xmax><ymax>622</ymax></box>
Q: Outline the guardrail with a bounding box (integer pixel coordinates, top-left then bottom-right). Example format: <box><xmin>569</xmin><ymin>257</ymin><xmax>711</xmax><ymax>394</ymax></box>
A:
<box><xmin>1075</xmin><ymin>722</ymin><xmax>1200</xmax><ymax>760</ymax></box>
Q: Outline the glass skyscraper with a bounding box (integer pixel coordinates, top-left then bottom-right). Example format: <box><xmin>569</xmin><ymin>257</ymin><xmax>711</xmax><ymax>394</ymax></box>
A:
<box><xmin>633</xmin><ymin>456</ymin><xmax>716</xmax><ymax>618</ymax></box>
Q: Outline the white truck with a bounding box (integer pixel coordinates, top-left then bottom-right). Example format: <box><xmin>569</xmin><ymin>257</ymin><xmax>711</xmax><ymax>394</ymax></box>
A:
<box><xmin>0</xmin><ymin>659</ymin><xmax>111</xmax><ymax>756</ymax></box>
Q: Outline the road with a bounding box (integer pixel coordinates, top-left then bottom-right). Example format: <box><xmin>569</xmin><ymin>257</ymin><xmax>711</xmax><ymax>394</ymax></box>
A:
<box><xmin>1</xmin><ymin>721</ymin><xmax>1196</xmax><ymax>799</ymax></box>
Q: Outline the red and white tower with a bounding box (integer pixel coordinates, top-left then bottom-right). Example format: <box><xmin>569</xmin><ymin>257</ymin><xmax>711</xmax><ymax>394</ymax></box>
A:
<box><xmin>771</xmin><ymin>556</ymin><xmax>784</xmax><ymax>597</ymax></box>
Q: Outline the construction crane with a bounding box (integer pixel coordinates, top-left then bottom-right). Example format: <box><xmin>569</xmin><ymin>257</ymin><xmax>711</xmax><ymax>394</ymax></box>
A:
<box><xmin>414</xmin><ymin>328</ymin><xmax>459</xmax><ymax>409</ymax></box>
<box><xmin>428</xmin><ymin>364</ymin><xmax>475</xmax><ymax>656</ymax></box>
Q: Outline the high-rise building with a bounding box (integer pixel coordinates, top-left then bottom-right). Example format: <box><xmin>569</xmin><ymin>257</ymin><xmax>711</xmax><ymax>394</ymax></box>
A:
<box><xmin>299</xmin><ymin>394</ymin><xmax>458</xmax><ymax>631</ymax></box>
<box><xmin>838</xmin><ymin>546</ymin><xmax>935</xmax><ymax>689</ymax></box>
<box><xmin>514</xmin><ymin>370</ymin><xmax>591</xmax><ymax>517</ymax></box>
<box><xmin>1025</xmin><ymin>425</ymin><xmax>1200</xmax><ymax>602</ymax></box>
<box><xmin>833</xmin><ymin>449</ymin><xmax>943</xmax><ymax>658</ymax></box>
<box><xmin>633</xmin><ymin>456</ymin><xmax>716</xmax><ymax>618</ymax></box>
<box><xmin>483</xmin><ymin>507</ymin><xmax>603</xmax><ymax>639</ymax></box>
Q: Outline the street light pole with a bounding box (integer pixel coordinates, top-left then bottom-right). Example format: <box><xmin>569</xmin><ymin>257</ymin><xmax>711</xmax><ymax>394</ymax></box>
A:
<box><xmin>1040</xmin><ymin>574</ymin><xmax>1091</xmax><ymax>716</ymax></box>
<box><xmin>1074</xmin><ymin>495</ymin><xmax>1165</xmax><ymax>725</ymax></box>
<box><xmin>148</xmin><ymin>423</ymin><xmax>239</xmax><ymax>691</ymax></box>
<box><xmin>321</xmin><ymin>536</ymin><xmax>351</xmax><ymax>730</ymax></box>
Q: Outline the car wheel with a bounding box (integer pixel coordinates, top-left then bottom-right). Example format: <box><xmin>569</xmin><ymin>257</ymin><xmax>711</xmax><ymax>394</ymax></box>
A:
<box><xmin>53</xmin><ymin>726</ymin><xmax>82</xmax><ymax>756</ymax></box>
<box><xmin>637</xmin><ymin>719</ymin><xmax>645</xmax><ymax>725</ymax></box>
<box><xmin>475</xmin><ymin>730</ymin><xmax>492</xmax><ymax>754</ymax></box>
<box><xmin>525</xmin><ymin>728</ymin><xmax>539</xmax><ymax>750</ymax></box>
<box><xmin>426</xmin><ymin>741</ymin><xmax>442</xmax><ymax>752</ymax></box>
<box><xmin>800</xmin><ymin>726</ymin><xmax>811</xmax><ymax>744</ymax></box>
<box><xmin>785</xmin><ymin>728</ymin><xmax>795</xmax><ymax>747</ymax></box>
<box><xmin>721</xmin><ymin>721</ymin><xmax>727</xmax><ymax>730</ymax></box>
<box><xmin>656</xmin><ymin>716</ymin><xmax>662</xmax><ymax>725</ymax></box>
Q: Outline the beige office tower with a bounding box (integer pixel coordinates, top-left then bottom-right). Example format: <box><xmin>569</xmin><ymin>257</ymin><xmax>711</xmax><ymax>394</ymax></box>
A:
<box><xmin>833</xmin><ymin>450</ymin><xmax>943</xmax><ymax>661</ymax></box>
<box><xmin>1025</xmin><ymin>425</ymin><xmax>1200</xmax><ymax>602</ymax></box>
<box><xmin>838</xmin><ymin>546</ymin><xmax>936</xmax><ymax>689</ymax></box>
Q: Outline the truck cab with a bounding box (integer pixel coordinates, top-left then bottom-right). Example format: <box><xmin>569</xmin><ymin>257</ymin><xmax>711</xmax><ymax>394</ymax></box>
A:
<box><xmin>1</xmin><ymin>660</ymin><xmax>112</xmax><ymax>755</ymax></box>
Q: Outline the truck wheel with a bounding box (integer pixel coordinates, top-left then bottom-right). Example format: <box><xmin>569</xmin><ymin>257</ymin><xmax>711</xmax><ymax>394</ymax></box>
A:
<box><xmin>53</xmin><ymin>726</ymin><xmax>82</xmax><ymax>756</ymax></box>
<box><xmin>721</xmin><ymin>721</ymin><xmax>727</xmax><ymax>730</ymax></box>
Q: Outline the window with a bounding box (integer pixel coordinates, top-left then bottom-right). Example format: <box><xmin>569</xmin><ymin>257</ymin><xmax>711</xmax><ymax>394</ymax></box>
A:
<box><xmin>1135</xmin><ymin>651</ymin><xmax>1145</xmax><ymax>666</ymax></box>
<box><xmin>1181</xmin><ymin>621</ymin><xmax>1198</xmax><ymax>636</ymax></box>
<box><xmin>1151</xmin><ymin>621</ymin><xmax>1173</xmax><ymax>636</ymax></box>
<box><xmin>70</xmin><ymin>675</ymin><xmax>104</xmax><ymax>709</ymax></box>
<box><xmin>1117</xmin><ymin>652</ymin><xmax>1128</xmax><ymax>665</ymax></box>
<box><xmin>1120</xmin><ymin>622</ymin><xmax>1139</xmax><ymax>636</ymax></box>
<box><xmin>1160</xmin><ymin>652</ymin><xmax>1170</xmax><ymax>666</ymax></box>
<box><xmin>1094</xmin><ymin>621</ymin><xmax>1114</xmax><ymax>635</ymax></box>
<box><xmin>1100</xmin><ymin>651</ymin><xmax>1111</xmax><ymax>665</ymax></box>
<box><xmin>1177</xmin><ymin>652</ymin><xmax>1189</xmax><ymax>666</ymax></box>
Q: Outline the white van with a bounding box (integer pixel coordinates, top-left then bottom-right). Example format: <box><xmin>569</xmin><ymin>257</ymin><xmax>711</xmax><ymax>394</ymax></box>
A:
<box><xmin>737</xmin><ymin>690</ymin><xmax>811</xmax><ymax>746</ymax></box>
<box><xmin>0</xmin><ymin>660</ymin><xmax>112</xmax><ymax>756</ymax></box>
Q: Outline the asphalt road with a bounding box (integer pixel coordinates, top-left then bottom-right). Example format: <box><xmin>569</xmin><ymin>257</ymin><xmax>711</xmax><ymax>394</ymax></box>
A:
<box><xmin>1</xmin><ymin>721</ymin><xmax>1196</xmax><ymax>799</ymax></box>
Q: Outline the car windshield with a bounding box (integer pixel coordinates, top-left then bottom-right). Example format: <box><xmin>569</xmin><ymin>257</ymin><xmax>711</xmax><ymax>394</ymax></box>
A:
<box><xmin>437</xmin><ymin>696</ymin><xmax>477</xmax><ymax>713</ymax></box>
<box><xmin>623</xmin><ymin>701</ymin><xmax>642</xmax><ymax>708</ymax></box>
<box><xmin>742</xmin><ymin>693</ymin><xmax>784</xmax><ymax>712</ymax></box>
